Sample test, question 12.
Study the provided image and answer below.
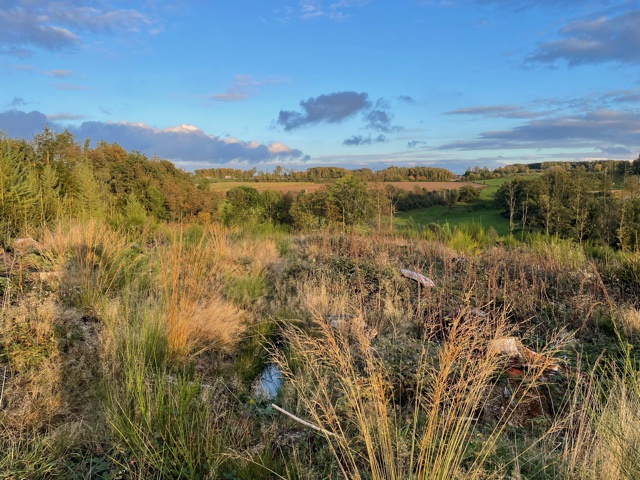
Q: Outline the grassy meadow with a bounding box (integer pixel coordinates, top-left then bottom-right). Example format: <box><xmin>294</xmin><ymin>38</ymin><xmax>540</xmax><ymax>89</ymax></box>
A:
<box><xmin>2</xmin><ymin>217</ymin><xmax>640</xmax><ymax>479</ymax></box>
<box><xmin>394</xmin><ymin>175</ymin><xmax>542</xmax><ymax>237</ymax></box>
<box><xmin>395</xmin><ymin>205</ymin><xmax>510</xmax><ymax>236</ymax></box>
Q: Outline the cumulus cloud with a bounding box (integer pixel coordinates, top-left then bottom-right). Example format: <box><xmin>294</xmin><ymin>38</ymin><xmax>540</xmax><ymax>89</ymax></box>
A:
<box><xmin>365</xmin><ymin>99</ymin><xmax>402</xmax><ymax>132</ymax></box>
<box><xmin>437</xmin><ymin>109</ymin><xmax>640</xmax><ymax>153</ymax></box>
<box><xmin>343</xmin><ymin>134</ymin><xmax>388</xmax><ymax>146</ymax></box>
<box><xmin>0</xmin><ymin>0</ymin><xmax>153</xmax><ymax>56</ymax></box>
<box><xmin>277</xmin><ymin>91</ymin><xmax>402</xmax><ymax>134</ymax></box>
<box><xmin>528</xmin><ymin>9</ymin><xmax>640</xmax><ymax>66</ymax></box>
<box><xmin>445</xmin><ymin>105</ymin><xmax>543</xmax><ymax>119</ymax></box>
<box><xmin>0</xmin><ymin>108</ymin><xmax>306</xmax><ymax>165</ymax></box>
<box><xmin>277</xmin><ymin>91</ymin><xmax>371</xmax><ymax>130</ymax></box>
<box><xmin>74</xmin><ymin>122</ymin><xmax>306</xmax><ymax>163</ymax></box>
<box><xmin>205</xmin><ymin>74</ymin><xmax>285</xmax><ymax>102</ymax></box>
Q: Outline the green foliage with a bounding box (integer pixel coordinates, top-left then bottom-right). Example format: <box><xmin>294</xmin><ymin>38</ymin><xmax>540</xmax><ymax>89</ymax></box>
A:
<box><xmin>122</xmin><ymin>194</ymin><xmax>149</xmax><ymax>230</ymax></box>
<box><xmin>495</xmin><ymin>168</ymin><xmax>640</xmax><ymax>248</ymax></box>
<box><xmin>396</xmin><ymin>205</ymin><xmax>511</xmax><ymax>237</ymax></box>
<box><xmin>196</xmin><ymin>164</ymin><xmax>455</xmax><ymax>182</ymax></box>
<box><xmin>0</xmin><ymin>137</ymin><xmax>37</xmax><ymax>238</ymax></box>
<box><xmin>224</xmin><ymin>274</ymin><xmax>266</xmax><ymax>309</ymax></box>
<box><xmin>289</xmin><ymin>191</ymin><xmax>325</xmax><ymax>229</ymax></box>
<box><xmin>327</xmin><ymin>175</ymin><xmax>372</xmax><ymax>226</ymax></box>
<box><xmin>222</xmin><ymin>186</ymin><xmax>266</xmax><ymax>226</ymax></box>
<box><xmin>458</xmin><ymin>185</ymin><xmax>481</xmax><ymax>203</ymax></box>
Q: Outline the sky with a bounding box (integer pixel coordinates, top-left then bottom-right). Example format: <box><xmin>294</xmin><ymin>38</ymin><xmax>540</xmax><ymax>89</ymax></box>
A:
<box><xmin>1</xmin><ymin>0</ymin><xmax>640</xmax><ymax>173</ymax></box>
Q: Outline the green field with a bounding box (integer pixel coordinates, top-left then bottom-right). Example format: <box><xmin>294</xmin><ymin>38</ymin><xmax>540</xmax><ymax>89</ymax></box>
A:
<box><xmin>392</xmin><ymin>175</ymin><xmax>534</xmax><ymax>237</ymax></box>
<box><xmin>208</xmin><ymin>181</ymin><xmax>321</xmax><ymax>193</ymax></box>
<box><xmin>473</xmin><ymin>175</ymin><xmax>539</xmax><ymax>200</ymax></box>
<box><xmin>395</xmin><ymin>204</ymin><xmax>510</xmax><ymax>236</ymax></box>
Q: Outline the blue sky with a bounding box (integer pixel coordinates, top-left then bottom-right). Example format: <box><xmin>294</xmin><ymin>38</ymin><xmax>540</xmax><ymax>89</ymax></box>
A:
<box><xmin>1</xmin><ymin>0</ymin><xmax>639</xmax><ymax>172</ymax></box>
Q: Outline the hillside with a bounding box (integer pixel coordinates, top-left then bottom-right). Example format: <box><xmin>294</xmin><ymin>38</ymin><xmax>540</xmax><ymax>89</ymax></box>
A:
<box><xmin>1</xmin><ymin>132</ymin><xmax>640</xmax><ymax>479</ymax></box>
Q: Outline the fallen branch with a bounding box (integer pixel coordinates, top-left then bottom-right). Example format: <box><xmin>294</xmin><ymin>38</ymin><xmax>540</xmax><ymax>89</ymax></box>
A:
<box><xmin>400</xmin><ymin>269</ymin><xmax>435</xmax><ymax>288</ymax></box>
<box><xmin>271</xmin><ymin>403</ymin><xmax>337</xmax><ymax>437</ymax></box>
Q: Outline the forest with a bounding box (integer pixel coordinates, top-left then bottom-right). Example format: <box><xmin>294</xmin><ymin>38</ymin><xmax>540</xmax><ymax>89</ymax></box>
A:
<box><xmin>1</xmin><ymin>129</ymin><xmax>639</xmax><ymax>479</ymax></box>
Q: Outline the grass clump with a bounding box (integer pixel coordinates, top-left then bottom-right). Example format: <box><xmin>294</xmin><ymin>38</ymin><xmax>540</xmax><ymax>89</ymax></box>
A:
<box><xmin>275</xmin><ymin>308</ymin><xmax>563</xmax><ymax>479</ymax></box>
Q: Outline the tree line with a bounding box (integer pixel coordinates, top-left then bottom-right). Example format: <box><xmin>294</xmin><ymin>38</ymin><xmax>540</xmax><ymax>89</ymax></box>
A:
<box><xmin>0</xmin><ymin>129</ymin><xmax>462</xmax><ymax>238</ymax></box>
<box><xmin>462</xmin><ymin>158</ymin><xmax>638</xmax><ymax>181</ymax></box>
<box><xmin>497</xmin><ymin>159</ymin><xmax>640</xmax><ymax>250</ymax></box>
<box><xmin>195</xmin><ymin>165</ymin><xmax>455</xmax><ymax>183</ymax></box>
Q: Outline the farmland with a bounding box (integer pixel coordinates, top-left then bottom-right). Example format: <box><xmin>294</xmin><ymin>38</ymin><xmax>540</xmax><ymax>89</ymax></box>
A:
<box><xmin>209</xmin><ymin>180</ymin><xmax>483</xmax><ymax>194</ymax></box>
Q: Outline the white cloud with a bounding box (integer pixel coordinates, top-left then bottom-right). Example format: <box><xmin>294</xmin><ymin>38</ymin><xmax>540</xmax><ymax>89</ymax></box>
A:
<box><xmin>0</xmin><ymin>109</ymin><xmax>307</xmax><ymax>165</ymax></box>
<box><xmin>0</xmin><ymin>1</ymin><xmax>154</xmax><ymax>56</ymax></box>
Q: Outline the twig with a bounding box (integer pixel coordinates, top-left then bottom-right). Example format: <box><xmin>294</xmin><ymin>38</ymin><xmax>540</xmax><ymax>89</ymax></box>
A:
<box><xmin>0</xmin><ymin>366</ymin><xmax>7</xmax><ymax>407</ymax></box>
<box><xmin>271</xmin><ymin>403</ymin><xmax>337</xmax><ymax>437</ymax></box>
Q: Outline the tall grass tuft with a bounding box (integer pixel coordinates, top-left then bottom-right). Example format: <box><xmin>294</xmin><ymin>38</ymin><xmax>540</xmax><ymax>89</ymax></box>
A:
<box><xmin>562</xmin><ymin>352</ymin><xmax>640</xmax><ymax>479</ymax></box>
<box><xmin>103</xmin><ymin>303</ymin><xmax>236</xmax><ymax>479</ymax></box>
<box><xmin>41</xmin><ymin>220</ymin><xmax>143</xmax><ymax>311</ymax></box>
<box><xmin>276</xmin><ymin>309</ymin><xmax>563</xmax><ymax>479</ymax></box>
<box><xmin>158</xmin><ymin>225</ymin><xmax>245</xmax><ymax>362</ymax></box>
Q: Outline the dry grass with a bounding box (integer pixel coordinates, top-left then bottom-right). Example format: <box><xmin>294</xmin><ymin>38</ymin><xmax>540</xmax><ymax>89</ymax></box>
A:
<box><xmin>2</xmin><ymin>219</ymin><xmax>639</xmax><ymax>478</ymax></box>
<box><xmin>275</xmin><ymin>301</ymin><xmax>564</xmax><ymax>479</ymax></box>
<box><xmin>618</xmin><ymin>306</ymin><xmax>640</xmax><ymax>337</ymax></box>
<box><xmin>159</xmin><ymin>226</ymin><xmax>246</xmax><ymax>360</ymax></box>
<box><xmin>299</xmin><ymin>276</ymin><xmax>356</xmax><ymax>319</ymax></box>
<box><xmin>561</xmin><ymin>358</ymin><xmax>640</xmax><ymax>480</ymax></box>
<box><xmin>41</xmin><ymin>220</ymin><xmax>141</xmax><ymax>312</ymax></box>
<box><xmin>0</xmin><ymin>296</ymin><xmax>61</xmax><ymax>434</ymax></box>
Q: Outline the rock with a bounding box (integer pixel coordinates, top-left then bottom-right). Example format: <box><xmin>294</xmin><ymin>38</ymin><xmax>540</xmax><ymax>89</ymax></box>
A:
<box><xmin>10</xmin><ymin>237</ymin><xmax>42</xmax><ymax>256</ymax></box>
<box><xmin>488</xmin><ymin>337</ymin><xmax>561</xmax><ymax>373</ymax></box>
